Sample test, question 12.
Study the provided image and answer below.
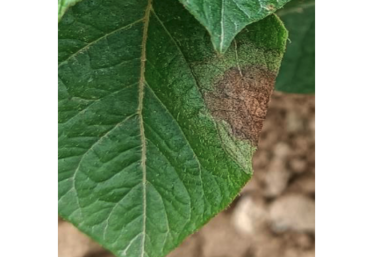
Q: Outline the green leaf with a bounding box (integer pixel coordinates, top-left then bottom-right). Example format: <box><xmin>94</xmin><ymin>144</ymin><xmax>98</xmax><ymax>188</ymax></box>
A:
<box><xmin>275</xmin><ymin>0</ymin><xmax>315</xmax><ymax>93</ymax></box>
<box><xmin>58</xmin><ymin>0</ymin><xmax>287</xmax><ymax>256</ymax></box>
<box><xmin>178</xmin><ymin>0</ymin><xmax>291</xmax><ymax>53</ymax></box>
<box><xmin>58</xmin><ymin>0</ymin><xmax>82</xmax><ymax>21</ymax></box>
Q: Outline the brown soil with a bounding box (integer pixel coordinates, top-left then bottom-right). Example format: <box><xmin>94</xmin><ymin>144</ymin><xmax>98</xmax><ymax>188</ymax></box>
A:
<box><xmin>59</xmin><ymin>91</ymin><xmax>315</xmax><ymax>257</ymax></box>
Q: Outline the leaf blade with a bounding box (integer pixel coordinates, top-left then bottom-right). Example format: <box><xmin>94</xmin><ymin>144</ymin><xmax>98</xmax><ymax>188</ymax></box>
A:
<box><xmin>178</xmin><ymin>0</ymin><xmax>291</xmax><ymax>53</ymax></box>
<box><xmin>58</xmin><ymin>0</ymin><xmax>288</xmax><ymax>256</ymax></box>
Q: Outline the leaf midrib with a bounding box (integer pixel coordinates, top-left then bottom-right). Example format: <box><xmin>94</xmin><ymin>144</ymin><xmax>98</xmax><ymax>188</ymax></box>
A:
<box><xmin>138</xmin><ymin>0</ymin><xmax>153</xmax><ymax>255</ymax></box>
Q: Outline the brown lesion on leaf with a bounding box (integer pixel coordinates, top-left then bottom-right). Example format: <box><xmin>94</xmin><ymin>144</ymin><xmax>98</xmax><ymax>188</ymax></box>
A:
<box><xmin>205</xmin><ymin>66</ymin><xmax>276</xmax><ymax>146</ymax></box>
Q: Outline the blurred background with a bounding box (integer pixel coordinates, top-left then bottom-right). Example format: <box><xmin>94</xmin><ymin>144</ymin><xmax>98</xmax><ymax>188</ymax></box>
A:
<box><xmin>59</xmin><ymin>91</ymin><xmax>315</xmax><ymax>257</ymax></box>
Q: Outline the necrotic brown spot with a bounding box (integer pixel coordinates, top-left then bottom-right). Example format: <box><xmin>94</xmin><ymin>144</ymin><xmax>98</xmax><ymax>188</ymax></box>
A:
<box><xmin>205</xmin><ymin>66</ymin><xmax>276</xmax><ymax>145</ymax></box>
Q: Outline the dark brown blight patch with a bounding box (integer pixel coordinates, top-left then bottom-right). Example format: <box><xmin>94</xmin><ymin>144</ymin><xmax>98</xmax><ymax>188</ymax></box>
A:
<box><xmin>205</xmin><ymin>66</ymin><xmax>276</xmax><ymax>146</ymax></box>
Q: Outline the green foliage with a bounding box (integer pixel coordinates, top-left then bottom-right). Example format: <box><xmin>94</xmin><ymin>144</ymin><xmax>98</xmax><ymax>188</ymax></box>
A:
<box><xmin>58</xmin><ymin>0</ymin><xmax>82</xmax><ymax>21</ymax></box>
<box><xmin>58</xmin><ymin>0</ymin><xmax>288</xmax><ymax>256</ymax></box>
<box><xmin>179</xmin><ymin>0</ymin><xmax>291</xmax><ymax>53</ymax></box>
<box><xmin>275</xmin><ymin>0</ymin><xmax>315</xmax><ymax>93</ymax></box>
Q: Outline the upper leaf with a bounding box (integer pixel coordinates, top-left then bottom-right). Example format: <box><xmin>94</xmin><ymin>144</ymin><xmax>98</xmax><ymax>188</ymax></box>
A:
<box><xmin>58</xmin><ymin>0</ymin><xmax>82</xmax><ymax>21</ymax></box>
<box><xmin>58</xmin><ymin>0</ymin><xmax>287</xmax><ymax>256</ymax></box>
<box><xmin>275</xmin><ymin>0</ymin><xmax>315</xmax><ymax>93</ymax></box>
<box><xmin>178</xmin><ymin>0</ymin><xmax>291</xmax><ymax>53</ymax></box>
